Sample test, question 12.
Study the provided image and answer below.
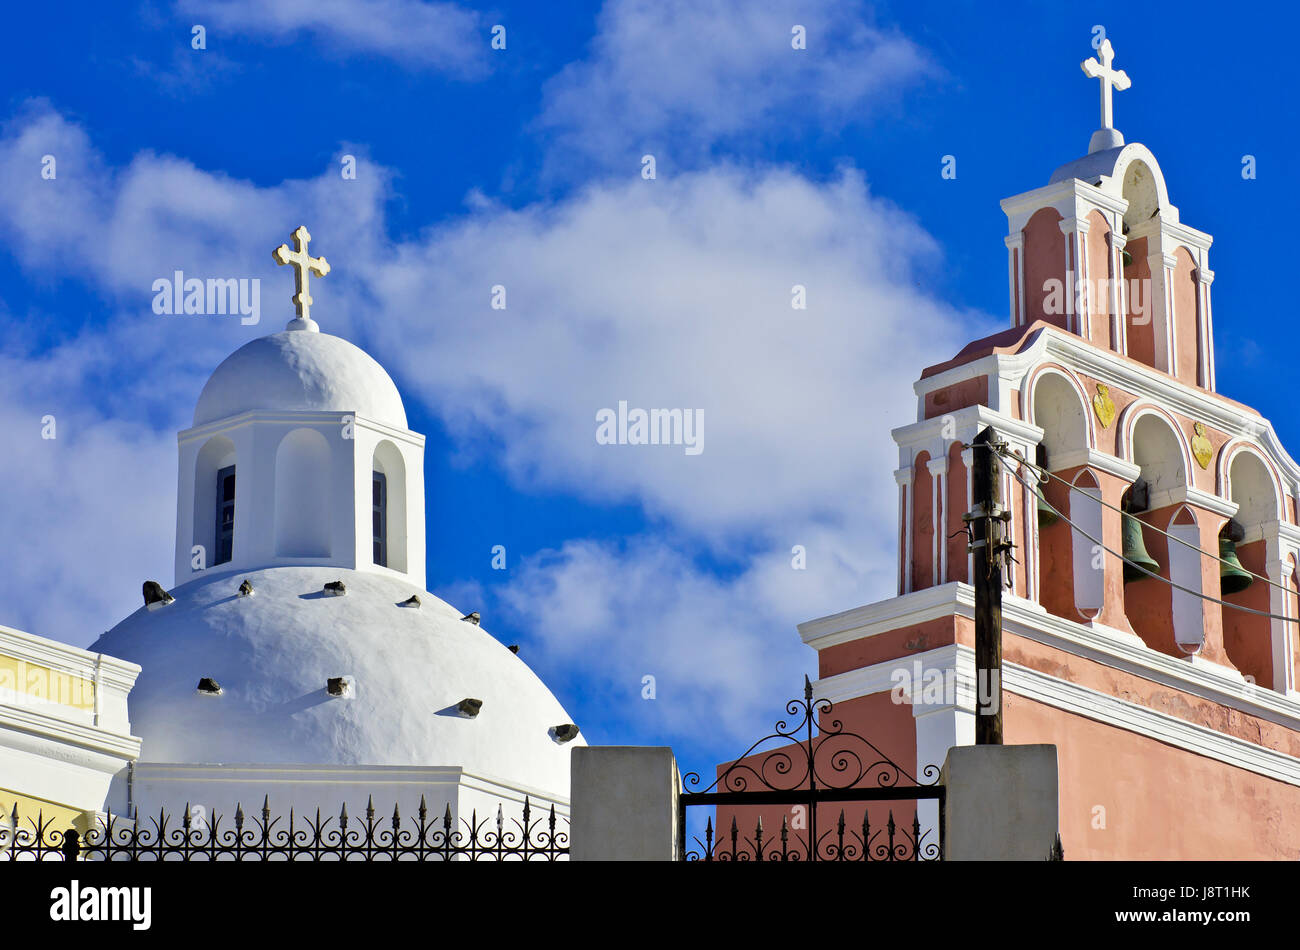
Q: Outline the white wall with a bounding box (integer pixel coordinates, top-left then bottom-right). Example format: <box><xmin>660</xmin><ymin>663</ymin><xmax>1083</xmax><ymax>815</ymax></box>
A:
<box><xmin>175</xmin><ymin>411</ymin><xmax>426</xmax><ymax>589</ymax></box>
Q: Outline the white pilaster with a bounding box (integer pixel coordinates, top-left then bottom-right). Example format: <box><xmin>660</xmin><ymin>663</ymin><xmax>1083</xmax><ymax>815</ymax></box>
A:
<box><xmin>961</xmin><ymin>448</ymin><xmax>975</xmax><ymax>584</ymax></box>
<box><xmin>1196</xmin><ymin>267</ymin><xmax>1216</xmax><ymax>391</ymax></box>
<box><xmin>928</xmin><ymin>456</ymin><xmax>950</xmax><ymax>585</ymax></box>
<box><xmin>1268</xmin><ymin>556</ymin><xmax>1297</xmax><ymax>694</ymax></box>
<box><xmin>1005</xmin><ymin>232</ymin><xmax>1026</xmax><ymax>326</ymax></box>
<box><xmin>896</xmin><ymin>467</ymin><xmax>914</xmax><ymax>595</ymax></box>
<box><xmin>1109</xmin><ymin>230</ymin><xmax>1128</xmax><ymax>355</ymax></box>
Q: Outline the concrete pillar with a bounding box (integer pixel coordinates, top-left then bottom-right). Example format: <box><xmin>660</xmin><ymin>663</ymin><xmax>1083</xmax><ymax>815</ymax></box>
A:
<box><xmin>941</xmin><ymin>743</ymin><xmax>1059</xmax><ymax>860</ymax></box>
<box><xmin>570</xmin><ymin>746</ymin><xmax>680</xmax><ymax>861</ymax></box>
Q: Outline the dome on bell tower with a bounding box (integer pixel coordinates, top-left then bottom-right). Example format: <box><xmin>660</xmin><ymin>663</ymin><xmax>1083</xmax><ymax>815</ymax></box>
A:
<box><xmin>172</xmin><ymin>226</ymin><xmax>426</xmax><ymax>587</ymax></box>
<box><xmin>194</xmin><ymin>329</ymin><xmax>408</xmax><ymax>429</ymax></box>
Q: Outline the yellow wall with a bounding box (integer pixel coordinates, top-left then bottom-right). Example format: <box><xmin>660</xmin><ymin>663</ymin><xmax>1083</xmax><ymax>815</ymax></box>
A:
<box><xmin>0</xmin><ymin>654</ymin><xmax>95</xmax><ymax>711</ymax></box>
<box><xmin>0</xmin><ymin>787</ymin><xmax>92</xmax><ymax>834</ymax></box>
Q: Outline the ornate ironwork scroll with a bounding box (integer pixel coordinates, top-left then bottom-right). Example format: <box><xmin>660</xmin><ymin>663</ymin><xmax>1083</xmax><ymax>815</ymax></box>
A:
<box><xmin>679</xmin><ymin>676</ymin><xmax>944</xmax><ymax>861</ymax></box>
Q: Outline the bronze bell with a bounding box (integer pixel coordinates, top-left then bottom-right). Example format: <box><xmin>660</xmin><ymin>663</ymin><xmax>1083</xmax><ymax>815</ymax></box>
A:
<box><xmin>1035</xmin><ymin>444</ymin><xmax>1058</xmax><ymax>526</ymax></box>
<box><xmin>1219</xmin><ymin>519</ymin><xmax>1252</xmax><ymax>596</ymax></box>
<box><xmin>1121</xmin><ymin>478</ymin><xmax>1159</xmax><ymax>583</ymax></box>
<box><xmin>1121</xmin><ymin>513</ymin><xmax>1160</xmax><ymax>583</ymax></box>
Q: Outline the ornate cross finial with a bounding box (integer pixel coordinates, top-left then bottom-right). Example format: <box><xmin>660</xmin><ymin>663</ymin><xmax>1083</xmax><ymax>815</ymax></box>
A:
<box><xmin>273</xmin><ymin>225</ymin><xmax>331</xmax><ymax>330</ymax></box>
<box><xmin>1081</xmin><ymin>38</ymin><xmax>1130</xmax><ymax>152</ymax></box>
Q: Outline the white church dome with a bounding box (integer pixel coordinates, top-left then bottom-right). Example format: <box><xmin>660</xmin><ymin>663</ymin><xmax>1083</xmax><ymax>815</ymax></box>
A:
<box><xmin>193</xmin><ymin>330</ymin><xmax>408</xmax><ymax>428</ymax></box>
<box><xmin>91</xmin><ymin>567</ymin><xmax>583</xmax><ymax>794</ymax></box>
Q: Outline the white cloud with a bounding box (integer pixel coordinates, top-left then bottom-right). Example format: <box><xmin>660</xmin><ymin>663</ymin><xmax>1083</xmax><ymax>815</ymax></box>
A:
<box><xmin>368</xmin><ymin>165</ymin><xmax>985</xmax><ymax>548</ymax></box>
<box><xmin>361</xmin><ymin>163</ymin><xmax>990</xmax><ymax>749</ymax></box>
<box><xmin>0</xmin><ymin>347</ymin><xmax>176</xmax><ymax>645</ymax></box>
<box><xmin>537</xmin><ymin>0</ymin><xmax>936</xmax><ymax>169</ymax></box>
<box><xmin>500</xmin><ymin>530</ymin><xmax>879</xmax><ymax>746</ymax></box>
<box><xmin>0</xmin><ymin>108</ymin><xmax>391</xmax><ymax>642</ymax></box>
<box><xmin>178</xmin><ymin>0</ymin><xmax>489</xmax><ymax>76</ymax></box>
<box><xmin>0</xmin><ymin>104</ymin><xmax>390</xmax><ymax>414</ymax></box>
<box><xmin>0</xmin><ymin>101</ymin><xmax>992</xmax><ymax>750</ymax></box>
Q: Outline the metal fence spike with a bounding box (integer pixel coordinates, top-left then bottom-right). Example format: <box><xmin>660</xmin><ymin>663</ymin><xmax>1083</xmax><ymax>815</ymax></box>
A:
<box><xmin>14</xmin><ymin>798</ymin><xmax>570</xmax><ymax>861</ymax></box>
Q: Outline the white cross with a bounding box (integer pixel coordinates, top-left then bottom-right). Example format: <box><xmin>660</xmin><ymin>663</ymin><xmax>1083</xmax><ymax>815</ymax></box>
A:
<box><xmin>273</xmin><ymin>225</ymin><xmax>331</xmax><ymax>324</ymax></box>
<box><xmin>1081</xmin><ymin>39</ymin><xmax>1130</xmax><ymax>132</ymax></box>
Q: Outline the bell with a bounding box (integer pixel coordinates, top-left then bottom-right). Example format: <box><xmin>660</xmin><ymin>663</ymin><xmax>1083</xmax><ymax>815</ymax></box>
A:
<box><xmin>1122</xmin><ymin>513</ymin><xmax>1160</xmax><ymax>583</ymax></box>
<box><xmin>1035</xmin><ymin>444</ymin><xmax>1058</xmax><ymax>527</ymax></box>
<box><xmin>1219</xmin><ymin>519</ymin><xmax>1252</xmax><ymax>596</ymax></box>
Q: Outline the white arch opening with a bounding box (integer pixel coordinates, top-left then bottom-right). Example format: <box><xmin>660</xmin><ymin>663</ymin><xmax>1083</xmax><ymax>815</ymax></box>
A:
<box><xmin>274</xmin><ymin>428</ymin><xmax>332</xmax><ymax>558</ymax></box>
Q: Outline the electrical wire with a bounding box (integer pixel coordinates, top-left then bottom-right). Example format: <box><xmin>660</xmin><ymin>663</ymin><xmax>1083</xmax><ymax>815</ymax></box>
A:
<box><xmin>993</xmin><ymin>451</ymin><xmax>1300</xmax><ymax>625</ymax></box>
<box><xmin>979</xmin><ymin>439</ymin><xmax>1293</xmax><ymax>598</ymax></box>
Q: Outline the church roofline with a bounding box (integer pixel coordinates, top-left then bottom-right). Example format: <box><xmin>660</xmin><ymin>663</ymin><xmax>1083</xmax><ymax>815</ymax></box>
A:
<box><xmin>920</xmin><ymin>322</ymin><xmax>1259</xmax><ymax>421</ymax></box>
<box><xmin>1000</xmin><ymin>175</ymin><xmax>1130</xmax><ymax>219</ymax></box>
<box><xmin>177</xmin><ymin>408</ymin><xmax>426</xmax><ymax>447</ymax></box>
<box><xmin>919</xmin><ymin>321</ymin><xmax>1049</xmax><ymax>379</ymax></box>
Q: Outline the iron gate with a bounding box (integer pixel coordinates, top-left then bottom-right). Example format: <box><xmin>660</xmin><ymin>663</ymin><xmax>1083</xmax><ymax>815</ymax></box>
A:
<box><xmin>679</xmin><ymin>677</ymin><xmax>944</xmax><ymax>861</ymax></box>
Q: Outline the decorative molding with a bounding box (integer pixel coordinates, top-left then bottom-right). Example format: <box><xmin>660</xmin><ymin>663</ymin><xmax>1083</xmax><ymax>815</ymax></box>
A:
<box><xmin>1147</xmin><ymin>484</ymin><xmax>1239</xmax><ymax>518</ymax></box>
<box><xmin>895</xmin><ymin>404</ymin><xmax>1044</xmax><ymax>454</ymax></box>
<box><xmin>915</xmin><ymin>326</ymin><xmax>1298</xmax><ymax>491</ymax></box>
<box><xmin>800</xmin><ymin>583</ymin><xmax>1300</xmax><ymax>734</ymax></box>
<box><xmin>814</xmin><ymin>641</ymin><xmax>1300</xmax><ymax>788</ymax></box>
<box><xmin>1052</xmin><ymin>447</ymin><xmax>1141</xmax><ymax>481</ymax></box>
<box><xmin>0</xmin><ymin>701</ymin><xmax>141</xmax><ymax>762</ymax></box>
<box><xmin>0</xmin><ymin>624</ymin><xmax>139</xmax><ymax>687</ymax></box>
<box><xmin>179</xmin><ymin>409</ymin><xmax>426</xmax><ymax>449</ymax></box>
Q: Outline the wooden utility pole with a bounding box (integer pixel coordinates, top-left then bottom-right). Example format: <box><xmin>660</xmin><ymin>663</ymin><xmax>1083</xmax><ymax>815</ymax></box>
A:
<box><xmin>970</xmin><ymin>427</ymin><xmax>1005</xmax><ymax>745</ymax></box>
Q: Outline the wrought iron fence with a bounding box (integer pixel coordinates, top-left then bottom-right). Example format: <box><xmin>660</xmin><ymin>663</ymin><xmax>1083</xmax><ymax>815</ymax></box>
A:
<box><xmin>1</xmin><ymin>795</ymin><xmax>569</xmax><ymax>861</ymax></box>
<box><xmin>679</xmin><ymin>676</ymin><xmax>944</xmax><ymax>861</ymax></box>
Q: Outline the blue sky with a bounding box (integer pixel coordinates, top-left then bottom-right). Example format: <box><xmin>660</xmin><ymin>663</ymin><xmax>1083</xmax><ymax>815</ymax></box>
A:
<box><xmin>0</xmin><ymin>0</ymin><xmax>1293</xmax><ymax>776</ymax></box>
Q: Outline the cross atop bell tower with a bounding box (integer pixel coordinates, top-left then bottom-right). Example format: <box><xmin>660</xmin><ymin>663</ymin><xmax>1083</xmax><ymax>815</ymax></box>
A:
<box><xmin>273</xmin><ymin>225</ymin><xmax>331</xmax><ymax>331</ymax></box>
<box><xmin>1081</xmin><ymin>38</ymin><xmax>1131</xmax><ymax>154</ymax></box>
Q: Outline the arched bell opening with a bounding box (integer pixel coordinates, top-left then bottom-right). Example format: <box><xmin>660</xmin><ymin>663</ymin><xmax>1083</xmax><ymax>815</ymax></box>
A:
<box><xmin>274</xmin><ymin>428</ymin><xmax>332</xmax><ymax>558</ymax></box>
<box><xmin>1221</xmin><ymin>451</ymin><xmax>1281</xmax><ymax>687</ymax></box>
<box><xmin>1167</xmin><ymin>506</ymin><xmax>1205</xmax><ymax>655</ymax></box>
<box><xmin>1030</xmin><ymin>371</ymin><xmax>1092</xmax><ymax>620</ymax></box>
<box><xmin>1070</xmin><ymin>470</ymin><xmax>1104</xmax><ymax>621</ymax></box>
<box><xmin>1122</xmin><ymin>412</ymin><xmax>1193</xmax><ymax>656</ymax></box>
<box><xmin>193</xmin><ymin>435</ymin><xmax>237</xmax><ymax>571</ymax></box>
<box><xmin>372</xmin><ymin>440</ymin><xmax>408</xmax><ymax>574</ymax></box>
<box><xmin>1023</xmin><ymin>207</ymin><xmax>1066</xmax><ymax>329</ymax></box>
